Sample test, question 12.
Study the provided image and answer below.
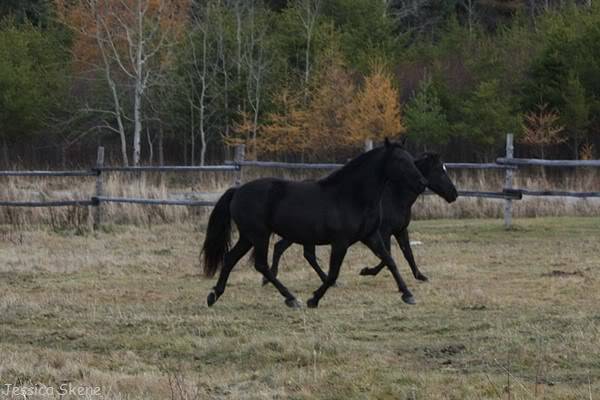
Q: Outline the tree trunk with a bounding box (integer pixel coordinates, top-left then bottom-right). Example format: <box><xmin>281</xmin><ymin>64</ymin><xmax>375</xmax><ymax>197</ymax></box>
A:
<box><xmin>183</xmin><ymin>133</ymin><xmax>188</xmax><ymax>166</ymax></box>
<box><xmin>190</xmin><ymin>100</ymin><xmax>195</xmax><ymax>166</ymax></box>
<box><xmin>133</xmin><ymin>84</ymin><xmax>143</xmax><ymax>166</ymax></box>
<box><xmin>235</xmin><ymin>2</ymin><xmax>243</xmax><ymax>85</ymax></box>
<box><xmin>132</xmin><ymin>48</ymin><xmax>143</xmax><ymax>166</ymax></box>
<box><xmin>61</xmin><ymin>145</ymin><xmax>67</xmax><ymax>169</ymax></box>
<box><xmin>147</xmin><ymin>127</ymin><xmax>154</xmax><ymax>165</ymax></box>
<box><xmin>102</xmin><ymin>54</ymin><xmax>128</xmax><ymax>166</ymax></box>
<box><xmin>199</xmin><ymin>29</ymin><xmax>208</xmax><ymax>167</ymax></box>
<box><xmin>220</xmin><ymin>25</ymin><xmax>230</xmax><ymax>143</ymax></box>
<box><xmin>158</xmin><ymin>127</ymin><xmax>164</xmax><ymax>166</ymax></box>
<box><xmin>132</xmin><ymin>0</ymin><xmax>145</xmax><ymax>166</ymax></box>
<box><xmin>94</xmin><ymin>9</ymin><xmax>129</xmax><ymax>166</ymax></box>
<box><xmin>200</xmin><ymin>127</ymin><xmax>207</xmax><ymax>166</ymax></box>
<box><xmin>304</xmin><ymin>29</ymin><xmax>312</xmax><ymax>102</ymax></box>
<box><xmin>199</xmin><ymin>97</ymin><xmax>207</xmax><ymax>166</ymax></box>
<box><xmin>2</xmin><ymin>139</ymin><xmax>9</xmax><ymax>168</ymax></box>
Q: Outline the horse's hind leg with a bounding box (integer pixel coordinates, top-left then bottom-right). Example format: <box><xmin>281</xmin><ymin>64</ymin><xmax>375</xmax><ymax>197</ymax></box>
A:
<box><xmin>307</xmin><ymin>244</ymin><xmax>347</xmax><ymax>308</ymax></box>
<box><xmin>254</xmin><ymin>237</ymin><xmax>301</xmax><ymax>308</ymax></box>
<box><xmin>363</xmin><ymin>232</ymin><xmax>415</xmax><ymax>305</ymax></box>
<box><xmin>303</xmin><ymin>245</ymin><xmax>329</xmax><ymax>284</ymax></box>
<box><xmin>265</xmin><ymin>242</ymin><xmax>329</xmax><ymax>286</ymax></box>
<box><xmin>207</xmin><ymin>236</ymin><xmax>252</xmax><ymax>307</ymax></box>
<box><xmin>395</xmin><ymin>230</ymin><xmax>428</xmax><ymax>281</ymax></box>
<box><xmin>263</xmin><ymin>238</ymin><xmax>293</xmax><ymax>286</ymax></box>
<box><xmin>359</xmin><ymin>231</ymin><xmax>391</xmax><ymax>277</ymax></box>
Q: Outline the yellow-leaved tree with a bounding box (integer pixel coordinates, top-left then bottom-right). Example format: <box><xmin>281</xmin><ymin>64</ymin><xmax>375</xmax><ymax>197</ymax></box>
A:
<box><xmin>258</xmin><ymin>89</ymin><xmax>312</xmax><ymax>156</ymax></box>
<box><xmin>239</xmin><ymin>53</ymin><xmax>405</xmax><ymax>159</ymax></box>
<box><xmin>256</xmin><ymin>49</ymin><xmax>356</xmax><ymax>159</ymax></box>
<box><xmin>347</xmin><ymin>63</ymin><xmax>405</xmax><ymax>145</ymax></box>
<box><xmin>306</xmin><ymin>50</ymin><xmax>357</xmax><ymax>153</ymax></box>
<box><xmin>520</xmin><ymin>103</ymin><xmax>565</xmax><ymax>159</ymax></box>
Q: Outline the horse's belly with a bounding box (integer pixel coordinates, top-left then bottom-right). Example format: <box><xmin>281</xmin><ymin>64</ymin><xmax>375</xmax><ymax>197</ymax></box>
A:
<box><xmin>270</xmin><ymin>201</ymin><xmax>371</xmax><ymax>245</ymax></box>
<box><xmin>271</xmin><ymin>214</ymin><xmax>331</xmax><ymax>245</ymax></box>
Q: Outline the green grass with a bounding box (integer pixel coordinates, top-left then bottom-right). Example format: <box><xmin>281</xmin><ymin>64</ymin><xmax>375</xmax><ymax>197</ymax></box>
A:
<box><xmin>0</xmin><ymin>217</ymin><xmax>599</xmax><ymax>399</ymax></box>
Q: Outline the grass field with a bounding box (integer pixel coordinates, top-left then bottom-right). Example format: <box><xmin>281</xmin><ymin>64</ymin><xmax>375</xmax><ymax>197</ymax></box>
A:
<box><xmin>1</xmin><ymin>217</ymin><xmax>599</xmax><ymax>399</ymax></box>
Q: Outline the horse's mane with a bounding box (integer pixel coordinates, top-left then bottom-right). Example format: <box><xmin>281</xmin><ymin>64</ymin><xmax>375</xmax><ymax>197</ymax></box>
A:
<box><xmin>318</xmin><ymin>147</ymin><xmax>386</xmax><ymax>185</ymax></box>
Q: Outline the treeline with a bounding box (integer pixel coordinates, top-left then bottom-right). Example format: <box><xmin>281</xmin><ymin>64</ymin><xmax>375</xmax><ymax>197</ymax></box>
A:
<box><xmin>0</xmin><ymin>0</ymin><xmax>598</xmax><ymax>166</ymax></box>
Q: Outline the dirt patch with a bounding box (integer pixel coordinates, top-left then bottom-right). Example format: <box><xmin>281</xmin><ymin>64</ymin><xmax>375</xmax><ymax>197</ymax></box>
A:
<box><xmin>541</xmin><ymin>269</ymin><xmax>585</xmax><ymax>278</ymax></box>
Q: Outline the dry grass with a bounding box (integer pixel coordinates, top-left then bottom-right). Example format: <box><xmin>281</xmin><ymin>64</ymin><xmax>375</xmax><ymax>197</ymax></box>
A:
<box><xmin>1</xmin><ymin>217</ymin><xmax>599</xmax><ymax>399</ymax></box>
<box><xmin>1</xmin><ymin>166</ymin><xmax>599</xmax><ymax>228</ymax></box>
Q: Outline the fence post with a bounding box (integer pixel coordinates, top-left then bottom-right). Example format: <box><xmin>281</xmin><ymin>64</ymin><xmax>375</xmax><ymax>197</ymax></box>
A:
<box><xmin>364</xmin><ymin>139</ymin><xmax>373</xmax><ymax>152</ymax></box>
<box><xmin>93</xmin><ymin>146</ymin><xmax>105</xmax><ymax>230</ymax></box>
<box><xmin>503</xmin><ymin>133</ymin><xmax>514</xmax><ymax>229</ymax></box>
<box><xmin>234</xmin><ymin>144</ymin><xmax>245</xmax><ymax>186</ymax></box>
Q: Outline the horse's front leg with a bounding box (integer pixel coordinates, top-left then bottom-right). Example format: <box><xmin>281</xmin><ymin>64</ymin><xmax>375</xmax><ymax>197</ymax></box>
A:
<box><xmin>363</xmin><ymin>232</ymin><xmax>416</xmax><ymax>305</ymax></box>
<box><xmin>359</xmin><ymin>230</ymin><xmax>390</xmax><ymax>277</ymax></box>
<box><xmin>395</xmin><ymin>229</ymin><xmax>428</xmax><ymax>282</ymax></box>
<box><xmin>306</xmin><ymin>243</ymin><xmax>347</xmax><ymax>308</ymax></box>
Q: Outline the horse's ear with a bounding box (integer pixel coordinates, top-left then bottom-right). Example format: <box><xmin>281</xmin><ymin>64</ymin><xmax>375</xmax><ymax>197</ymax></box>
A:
<box><xmin>418</xmin><ymin>152</ymin><xmax>439</xmax><ymax>166</ymax></box>
<box><xmin>384</xmin><ymin>137</ymin><xmax>391</xmax><ymax>148</ymax></box>
<box><xmin>424</xmin><ymin>152</ymin><xmax>440</xmax><ymax>162</ymax></box>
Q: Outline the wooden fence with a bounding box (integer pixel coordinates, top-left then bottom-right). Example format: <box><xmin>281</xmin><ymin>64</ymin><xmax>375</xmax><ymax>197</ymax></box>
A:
<box><xmin>1</xmin><ymin>135</ymin><xmax>599</xmax><ymax>229</ymax></box>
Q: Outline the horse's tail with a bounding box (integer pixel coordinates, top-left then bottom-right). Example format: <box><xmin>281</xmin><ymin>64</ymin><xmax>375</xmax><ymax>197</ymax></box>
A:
<box><xmin>201</xmin><ymin>187</ymin><xmax>236</xmax><ymax>277</ymax></box>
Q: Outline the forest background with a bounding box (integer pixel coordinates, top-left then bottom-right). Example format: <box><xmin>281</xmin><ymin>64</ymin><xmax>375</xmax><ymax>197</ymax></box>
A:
<box><xmin>1</xmin><ymin>0</ymin><xmax>598</xmax><ymax>167</ymax></box>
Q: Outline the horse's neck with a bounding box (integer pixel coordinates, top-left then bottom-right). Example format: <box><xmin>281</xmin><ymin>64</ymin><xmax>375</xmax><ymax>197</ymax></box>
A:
<box><xmin>388</xmin><ymin>160</ymin><xmax>429</xmax><ymax>208</ymax></box>
<box><xmin>334</xmin><ymin>151</ymin><xmax>389</xmax><ymax>209</ymax></box>
<box><xmin>388</xmin><ymin>183</ymin><xmax>420</xmax><ymax>208</ymax></box>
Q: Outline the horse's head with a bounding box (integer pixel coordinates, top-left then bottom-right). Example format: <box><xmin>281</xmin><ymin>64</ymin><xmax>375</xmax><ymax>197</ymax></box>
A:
<box><xmin>415</xmin><ymin>153</ymin><xmax>458</xmax><ymax>203</ymax></box>
<box><xmin>383</xmin><ymin>138</ymin><xmax>428</xmax><ymax>194</ymax></box>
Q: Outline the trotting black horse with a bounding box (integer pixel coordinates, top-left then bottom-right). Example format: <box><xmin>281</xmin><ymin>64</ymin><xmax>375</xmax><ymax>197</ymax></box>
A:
<box><xmin>201</xmin><ymin>139</ymin><xmax>428</xmax><ymax>308</ymax></box>
<box><xmin>266</xmin><ymin>152</ymin><xmax>458</xmax><ymax>285</ymax></box>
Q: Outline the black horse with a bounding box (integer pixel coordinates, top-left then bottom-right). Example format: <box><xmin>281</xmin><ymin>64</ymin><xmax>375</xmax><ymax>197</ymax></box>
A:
<box><xmin>201</xmin><ymin>140</ymin><xmax>428</xmax><ymax>308</ymax></box>
<box><xmin>266</xmin><ymin>152</ymin><xmax>458</xmax><ymax>285</ymax></box>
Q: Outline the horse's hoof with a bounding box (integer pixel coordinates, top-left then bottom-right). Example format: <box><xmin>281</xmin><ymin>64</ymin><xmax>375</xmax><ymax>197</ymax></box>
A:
<box><xmin>416</xmin><ymin>274</ymin><xmax>429</xmax><ymax>282</ymax></box>
<box><xmin>359</xmin><ymin>267</ymin><xmax>374</xmax><ymax>276</ymax></box>
<box><xmin>307</xmin><ymin>298</ymin><xmax>319</xmax><ymax>308</ymax></box>
<box><xmin>402</xmin><ymin>294</ymin><xmax>416</xmax><ymax>305</ymax></box>
<box><xmin>285</xmin><ymin>298</ymin><xmax>302</xmax><ymax>309</ymax></box>
<box><xmin>261</xmin><ymin>277</ymin><xmax>269</xmax><ymax>286</ymax></box>
<box><xmin>207</xmin><ymin>291</ymin><xmax>217</xmax><ymax>307</ymax></box>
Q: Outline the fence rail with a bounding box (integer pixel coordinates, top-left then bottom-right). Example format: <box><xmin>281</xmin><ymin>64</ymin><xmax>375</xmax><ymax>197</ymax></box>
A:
<box><xmin>1</xmin><ymin>136</ymin><xmax>599</xmax><ymax>228</ymax></box>
<box><xmin>0</xmin><ymin>170</ymin><xmax>97</xmax><ymax>177</ymax></box>
<box><xmin>93</xmin><ymin>196</ymin><xmax>217</xmax><ymax>206</ymax></box>
<box><xmin>0</xmin><ymin>199</ymin><xmax>95</xmax><ymax>207</ymax></box>
<box><xmin>96</xmin><ymin>165</ymin><xmax>239</xmax><ymax>172</ymax></box>
<box><xmin>497</xmin><ymin>157</ymin><xmax>600</xmax><ymax>167</ymax></box>
<box><xmin>516</xmin><ymin>189</ymin><xmax>600</xmax><ymax>198</ymax></box>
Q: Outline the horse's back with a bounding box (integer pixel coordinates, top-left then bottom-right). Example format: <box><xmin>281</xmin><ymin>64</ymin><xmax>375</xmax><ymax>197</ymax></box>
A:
<box><xmin>229</xmin><ymin>176</ymin><xmax>374</xmax><ymax>245</ymax></box>
<box><xmin>229</xmin><ymin>178</ymin><xmax>278</xmax><ymax>232</ymax></box>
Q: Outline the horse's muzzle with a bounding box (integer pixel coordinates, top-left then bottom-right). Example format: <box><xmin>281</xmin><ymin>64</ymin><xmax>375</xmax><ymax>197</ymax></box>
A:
<box><xmin>446</xmin><ymin>188</ymin><xmax>459</xmax><ymax>203</ymax></box>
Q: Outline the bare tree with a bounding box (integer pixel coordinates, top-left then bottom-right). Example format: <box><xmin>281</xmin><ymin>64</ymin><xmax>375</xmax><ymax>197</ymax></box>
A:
<box><xmin>459</xmin><ymin>0</ymin><xmax>476</xmax><ymax>35</ymax></box>
<box><xmin>57</xmin><ymin>0</ymin><xmax>189</xmax><ymax>165</ymax></box>
<box><xmin>244</xmin><ymin>2</ymin><xmax>270</xmax><ymax>159</ymax></box>
<box><xmin>296</xmin><ymin>0</ymin><xmax>321</xmax><ymax>101</ymax></box>
<box><xmin>186</xmin><ymin>3</ymin><xmax>223</xmax><ymax>166</ymax></box>
<box><xmin>215</xmin><ymin>0</ymin><xmax>231</xmax><ymax>144</ymax></box>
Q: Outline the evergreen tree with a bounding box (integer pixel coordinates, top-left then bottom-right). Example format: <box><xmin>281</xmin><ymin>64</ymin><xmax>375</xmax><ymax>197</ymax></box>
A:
<box><xmin>404</xmin><ymin>77</ymin><xmax>449</xmax><ymax>149</ymax></box>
